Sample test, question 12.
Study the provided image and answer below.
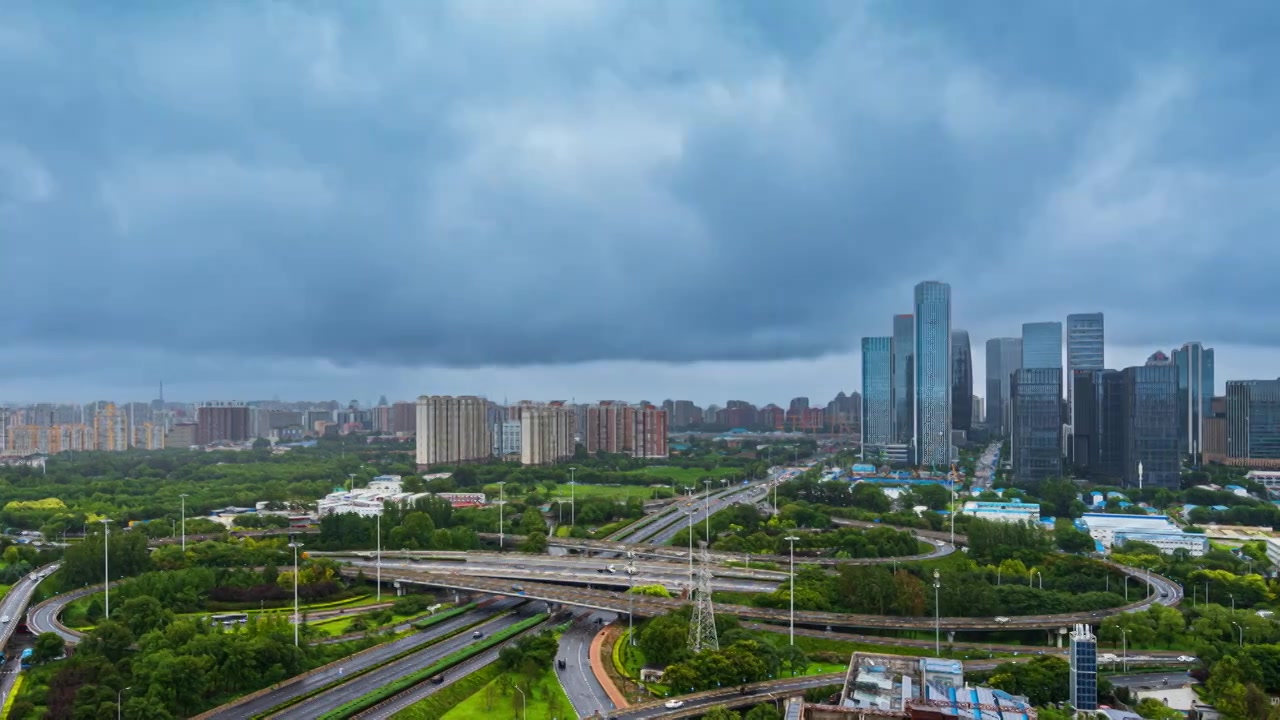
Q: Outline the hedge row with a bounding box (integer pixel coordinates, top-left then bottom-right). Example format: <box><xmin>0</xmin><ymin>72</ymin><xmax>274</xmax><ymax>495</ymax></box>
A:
<box><xmin>318</xmin><ymin>613</ymin><xmax>549</xmax><ymax>720</ymax></box>
<box><xmin>250</xmin><ymin>603</ymin><xmax>480</xmax><ymax>719</ymax></box>
<box><xmin>382</xmin><ymin>663</ymin><xmax>503</xmax><ymax>720</ymax></box>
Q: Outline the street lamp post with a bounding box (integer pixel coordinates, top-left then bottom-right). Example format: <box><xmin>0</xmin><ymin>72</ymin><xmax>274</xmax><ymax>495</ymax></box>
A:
<box><xmin>686</xmin><ymin>510</ymin><xmax>695</xmax><ymax>586</ymax></box>
<box><xmin>116</xmin><ymin>687</ymin><xmax>130</xmax><ymax>720</ymax></box>
<box><xmin>515</xmin><ymin>685</ymin><xmax>527</xmax><ymax>720</ymax></box>
<box><xmin>785</xmin><ymin>536</ymin><xmax>800</xmax><ymax>647</ymax></box>
<box><xmin>101</xmin><ymin>518</ymin><xmax>112</xmax><ymax>619</ymax></box>
<box><xmin>569</xmin><ymin>467</ymin><xmax>577</xmax><ymax>527</ymax></box>
<box><xmin>627</xmin><ymin>552</ymin><xmax>636</xmax><ymax>645</ymax></box>
<box><xmin>933</xmin><ymin>569</ymin><xmax>941</xmax><ymax>656</ymax></box>
<box><xmin>497</xmin><ymin>481</ymin><xmax>506</xmax><ymax>549</ymax></box>
<box><xmin>703</xmin><ymin>480</ymin><xmax>713</xmax><ymax>543</ymax></box>
<box><xmin>289</xmin><ymin>541</ymin><xmax>304</xmax><ymax>647</ymax></box>
<box><xmin>1119</xmin><ymin>628</ymin><xmax>1130</xmax><ymax>673</ymax></box>
<box><xmin>376</xmin><ymin>510</ymin><xmax>382</xmax><ymax>602</ymax></box>
<box><xmin>1232</xmin><ymin>621</ymin><xmax>1244</xmax><ymax>647</ymax></box>
<box><xmin>179</xmin><ymin>493</ymin><xmax>188</xmax><ymax>553</ymax></box>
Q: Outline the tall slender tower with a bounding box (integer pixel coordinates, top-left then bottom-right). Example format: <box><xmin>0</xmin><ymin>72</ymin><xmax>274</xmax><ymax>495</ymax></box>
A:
<box><xmin>950</xmin><ymin>330</ymin><xmax>972</xmax><ymax>433</ymax></box>
<box><xmin>891</xmin><ymin>314</ymin><xmax>914</xmax><ymax>445</ymax></box>
<box><xmin>913</xmin><ymin>282</ymin><xmax>951</xmax><ymax>466</ymax></box>
<box><xmin>686</xmin><ymin>542</ymin><xmax>719</xmax><ymax>654</ymax></box>
<box><xmin>860</xmin><ymin>337</ymin><xmax>893</xmax><ymax>447</ymax></box>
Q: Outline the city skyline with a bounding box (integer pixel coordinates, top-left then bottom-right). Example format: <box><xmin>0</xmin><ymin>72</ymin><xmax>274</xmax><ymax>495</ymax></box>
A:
<box><xmin>3</xmin><ymin>3</ymin><xmax>1280</xmax><ymax>404</ymax></box>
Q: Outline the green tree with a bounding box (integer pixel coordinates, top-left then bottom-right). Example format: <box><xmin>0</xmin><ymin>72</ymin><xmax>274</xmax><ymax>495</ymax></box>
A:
<box><xmin>116</xmin><ymin>595</ymin><xmax>175</xmax><ymax>638</ymax></box>
<box><xmin>745</xmin><ymin>706</ymin><xmax>783</xmax><ymax>720</ymax></box>
<box><xmin>703</xmin><ymin>708</ymin><xmax>742</xmax><ymax>720</ymax></box>
<box><xmin>31</xmin><ymin>631</ymin><xmax>66</xmax><ymax>664</ymax></box>
<box><xmin>1135</xmin><ymin>698</ymin><xmax>1182</xmax><ymax>720</ymax></box>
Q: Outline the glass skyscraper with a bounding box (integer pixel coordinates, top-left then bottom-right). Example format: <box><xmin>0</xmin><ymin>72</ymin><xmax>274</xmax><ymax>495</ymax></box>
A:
<box><xmin>1121</xmin><ymin>363</ymin><xmax>1180</xmax><ymax>489</ymax></box>
<box><xmin>913</xmin><ymin>282</ymin><xmax>951</xmax><ymax>466</ymax></box>
<box><xmin>892</xmin><ymin>314</ymin><xmax>914</xmax><ymax>446</ymax></box>
<box><xmin>861</xmin><ymin>337</ymin><xmax>894</xmax><ymax>447</ymax></box>
<box><xmin>985</xmin><ymin>337</ymin><xmax>1021</xmax><ymax>435</ymax></box>
<box><xmin>951</xmin><ymin>330</ymin><xmax>972</xmax><ymax>433</ymax></box>
<box><xmin>1173</xmin><ymin>342</ymin><xmax>1215</xmax><ymax>461</ymax></box>
<box><xmin>1227</xmin><ymin>379</ymin><xmax>1280</xmax><ymax>461</ymax></box>
<box><xmin>1022</xmin><ymin>321</ymin><xmax>1063</xmax><ymax>369</ymax></box>
<box><xmin>1011</xmin><ymin>367</ymin><xmax>1063</xmax><ymax>483</ymax></box>
<box><xmin>1066</xmin><ymin>313</ymin><xmax>1105</xmax><ymax>424</ymax></box>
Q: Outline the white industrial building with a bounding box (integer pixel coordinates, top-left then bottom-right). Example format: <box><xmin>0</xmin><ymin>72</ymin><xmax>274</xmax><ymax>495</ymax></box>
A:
<box><xmin>317</xmin><ymin>475</ymin><xmax>431</xmax><ymax>517</ymax></box>
<box><xmin>1080</xmin><ymin>513</ymin><xmax>1208</xmax><ymax>556</ymax></box>
<box><xmin>960</xmin><ymin>500</ymin><xmax>1040</xmax><ymax>524</ymax></box>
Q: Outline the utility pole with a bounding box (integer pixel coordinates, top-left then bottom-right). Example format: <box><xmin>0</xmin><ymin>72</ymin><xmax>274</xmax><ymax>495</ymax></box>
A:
<box><xmin>497</xmin><ymin>481</ymin><xmax>506</xmax><ymax>549</ymax></box>
<box><xmin>687</xmin><ymin>541</ymin><xmax>719</xmax><ymax>654</ymax></box>
<box><xmin>569</xmin><ymin>467</ymin><xmax>577</xmax><ymax>527</ymax></box>
<box><xmin>703</xmin><ymin>479</ymin><xmax>712</xmax><ymax>543</ymax></box>
<box><xmin>289</xmin><ymin>541</ymin><xmax>304</xmax><ymax>646</ymax></box>
<box><xmin>376</xmin><ymin>510</ymin><xmax>382</xmax><ymax>602</ymax></box>
<box><xmin>933</xmin><ymin>569</ymin><xmax>941</xmax><ymax>655</ymax></box>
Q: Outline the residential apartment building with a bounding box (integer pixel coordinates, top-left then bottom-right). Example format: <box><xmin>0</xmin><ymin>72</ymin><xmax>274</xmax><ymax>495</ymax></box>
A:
<box><xmin>391</xmin><ymin>401</ymin><xmax>417</xmax><ymax>436</ymax></box>
<box><xmin>93</xmin><ymin>402</ymin><xmax>129</xmax><ymax>452</ymax></box>
<box><xmin>415</xmin><ymin>395</ymin><xmax>492</xmax><ymax>468</ymax></box>
<box><xmin>196</xmin><ymin>402</ymin><xmax>251</xmax><ymax>445</ymax></box>
<box><xmin>861</xmin><ymin>337</ymin><xmax>893</xmax><ymax>447</ymax></box>
<box><xmin>913</xmin><ymin>282</ymin><xmax>951</xmax><ymax>466</ymax></box>
<box><xmin>584</xmin><ymin>401</ymin><xmax>669</xmax><ymax>458</ymax></box>
<box><xmin>520</xmin><ymin>402</ymin><xmax>575</xmax><ymax>465</ymax></box>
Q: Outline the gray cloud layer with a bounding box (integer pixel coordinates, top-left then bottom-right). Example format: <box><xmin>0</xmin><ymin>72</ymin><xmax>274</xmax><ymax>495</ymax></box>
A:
<box><xmin>3</xmin><ymin>0</ymin><xmax>1279</xmax><ymax>382</ymax></box>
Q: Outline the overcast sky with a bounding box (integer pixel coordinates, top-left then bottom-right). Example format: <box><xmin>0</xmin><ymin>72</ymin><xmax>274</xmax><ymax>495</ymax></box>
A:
<box><xmin>2</xmin><ymin>1</ymin><xmax>1278</xmax><ymax>407</ymax></box>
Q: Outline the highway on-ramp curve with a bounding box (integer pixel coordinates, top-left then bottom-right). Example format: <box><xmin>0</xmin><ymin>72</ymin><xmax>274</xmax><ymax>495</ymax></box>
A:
<box><xmin>271</xmin><ymin>605</ymin><xmax>537</xmax><ymax>720</ymax></box>
<box><xmin>558</xmin><ymin>612</ymin><xmax>617</xmax><ymax>719</ymax></box>
<box><xmin>0</xmin><ymin>564</ymin><xmax>61</xmax><ymax>710</ymax></box>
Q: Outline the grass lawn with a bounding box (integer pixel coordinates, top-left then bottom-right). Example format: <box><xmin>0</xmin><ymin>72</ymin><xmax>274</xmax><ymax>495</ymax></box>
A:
<box><xmin>440</xmin><ymin>667</ymin><xmax>574</xmax><ymax>720</ymax></box>
<box><xmin>547</xmin><ymin>483</ymin><xmax>658</xmax><ymax>501</ymax></box>
<box><xmin>65</xmin><ymin>592</ymin><xmax>384</xmax><ymax>630</ymax></box>
<box><xmin>0</xmin><ymin>583</ymin><xmax>10</xmax><ymax>602</ymax></box>
<box><xmin>631</xmin><ymin>466</ymin><xmax>742</xmax><ymax>484</ymax></box>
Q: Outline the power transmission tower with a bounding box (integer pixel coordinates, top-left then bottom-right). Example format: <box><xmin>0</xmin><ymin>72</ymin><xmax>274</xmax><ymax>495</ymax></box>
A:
<box><xmin>687</xmin><ymin>541</ymin><xmax>719</xmax><ymax>654</ymax></box>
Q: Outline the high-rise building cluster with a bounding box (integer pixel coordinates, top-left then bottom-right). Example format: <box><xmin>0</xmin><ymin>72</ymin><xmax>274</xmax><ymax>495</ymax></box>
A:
<box><xmin>861</xmin><ymin>281</ymin><xmax>958</xmax><ymax>466</ymax></box>
<box><xmin>859</xmin><ymin>289</ymin><xmax>1280</xmax><ymax>485</ymax></box>
<box><xmin>1</xmin><ymin>401</ymin><xmax>167</xmax><ymax>455</ymax></box>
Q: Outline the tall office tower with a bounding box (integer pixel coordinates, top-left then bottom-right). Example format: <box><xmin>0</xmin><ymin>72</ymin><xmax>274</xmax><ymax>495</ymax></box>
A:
<box><xmin>414</xmin><ymin>395</ymin><xmax>493</xmax><ymax>467</ymax></box>
<box><xmin>1173</xmin><ymin>342</ymin><xmax>1215</xmax><ymax>461</ymax></box>
<box><xmin>1120</xmin><ymin>362</ymin><xmax>1180</xmax><ymax>489</ymax></box>
<box><xmin>1066</xmin><ymin>313</ymin><xmax>1105</xmax><ymax>425</ymax></box>
<box><xmin>0</xmin><ymin>406</ymin><xmax>8</xmax><ymax>453</ymax></box>
<box><xmin>93</xmin><ymin>402</ymin><xmax>128</xmax><ymax>451</ymax></box>
<box><xmin>860</xmin><ymin>337</ymin><xmax>893</xmax><ymax>447</ymax></box>
<box><xmin>891</xmin><ymin>314</ymin><xmax>914</xmax><ymax>445</ymax></box>
<box><xmin>1069</xmin><ymin>624</ymin><xmax>1099</xmax><ymax>711</ymax></box>
<box><xmin>195</xmin><ymin>402</ymin><xmax>251</xmax><ymax>445</ymax></box>
<box><xmin>519</xmin><ymin>402</ymin><xmax>576</xmax><ymax>465</ymax></box>
<box><xmin>985</xmin><ymin>338</ymin><xmax>1022</xmax><ymax>435</ymax></box>
<box><xmin>1011</xmin><ymin>368</ymin><xmax>1063</xmax><ymax>483</ymax></box>
<box><xmin>1226</xmin><ymin>379</ymin><xmax>1280</xmax><ymax>463</ymax></box>
<box><xmin>1022</xmin><ymin>322</ymin><xmax>1063</xmax><ymax>369</ymax></box>
<box><xmin>913</xmin><ymin>282</ymin><xmax>952</xmax><ymax>466</ymax></box>
<box><xmin>971</xmin><ymin>396</ymin><xmax>984</xmax><ymax>427</ymax></box>
<box><xmin>950</xmin><ymin>330</ymin><xmax>972</xmax><ymax>432</ymax></box>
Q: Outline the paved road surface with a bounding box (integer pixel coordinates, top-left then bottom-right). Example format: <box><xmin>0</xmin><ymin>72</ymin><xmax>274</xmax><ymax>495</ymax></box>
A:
<box><xmin>558</xmin><ymin>612</ymin><xmax>617</xmax><ymax>719</ymax></box>
<box><xmin>1106</xmin><ymin>671</ymin><xmax>1194</xmax><ymax>688</ymax></box>
<box><xmin>273</xmin><ymin>607</ymin><xmax>536</xmax><ymax>720</ymax></box>
<box><xmin>0</xmin><ymin>564</ymin><xmax>60</xmax><ymax>710</ymax></box>
<box><xmin>361</xmin><ymin>644</ymin><xmax>504</xmax><ymax>719</ymax></box>
<box><xmin>26</xmin><ymin>581</ymin><xmax>96</xmax><ymax>645</ymax></box>
<box><xmin>612</xmin><ymin>674</ymin><xmax>841</xmax><ymax>719</ymax></box>
<box><xmin>203</xmin><ymin>599</ymin><xmax>518</xmax><ymax>720</ymax></box>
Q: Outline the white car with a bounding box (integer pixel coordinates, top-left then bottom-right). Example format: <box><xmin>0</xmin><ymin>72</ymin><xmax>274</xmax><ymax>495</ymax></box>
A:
<box><xmin>0</xmin><ymin>616</ymin><xmax>9</xmax><ymax>624</ymax></box>
<box><xmin>664</xmin><ymin>700</ymin><xmax>685</xmax><ymax>709</ymax></box>
<box><xmin>994</xmin><ymin>616</ymin><xmax>1010</xmax><ymax>624</ymax></box>
<box><xmin>1178</xmin><ymin>655</ymin><xmax>1196</xmax><ymax>662</ymax></box>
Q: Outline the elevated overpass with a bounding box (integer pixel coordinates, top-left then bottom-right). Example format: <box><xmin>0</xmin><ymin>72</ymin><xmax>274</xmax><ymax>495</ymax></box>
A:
<box><xmin>345</xmin><ymin>560</ymin><xmax>1182</xmax><ymax>633</ymax></box>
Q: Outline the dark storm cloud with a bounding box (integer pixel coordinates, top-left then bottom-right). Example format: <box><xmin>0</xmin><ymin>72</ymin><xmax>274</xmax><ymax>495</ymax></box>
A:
<box><xmin>2</xmin><ymin>0</ymin><xmax>1279</xmax><ymax>374</ymax></box>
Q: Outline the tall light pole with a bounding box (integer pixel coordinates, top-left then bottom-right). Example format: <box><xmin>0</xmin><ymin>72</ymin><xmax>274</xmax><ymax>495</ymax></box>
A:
<box><xmin>375</xmin><ymin>510</ymin><xmax>382</xmax><ymax>602</ymax></box>
<box><xmin>116</xmin><ymin>686</ymin><xmax>130</xmax><ymax>720</ymax></box>
<box><xmin>1232</xmin><ymin>621</ymin><xmax>1244</xmax><ymax>647</ymax></box>
<box><xmin>627</xmin><ymin>551</ymin><xmax>636</xmax><ymax>645</ymax></box>
<box><xmin>687</xmin><ymin>510</ymin><xmax>695</xmax><ymax>586</ymax></box>
<box><xmin>785</xmin><ymin>535</ymin><xmax>800</xmax><ymax>646</ymax></box>
<box><xmin>933</xmin><ymin>569</ymin><xmax>941</xmax><ymax>655</ymax></box>
<box><xmin>101</xmin><ymin>518</ymin><xmax>112</xmax><ymax>619</ymax></box>
<box><xmin>703</xmin><ymin>479</ymin><xmax>713</xmax><ymax>543</ymax></box>
<box><xmin>497</xmin><ymin>481</ymin><xmax>506</xmax><ymax>549</ymax></box>
<box><xmin>347</xmin><ymin>473</ymin><xmax>356</xmax><ymax>492</ymax></box>
<box><xmin>569</xmin><ymin>467</ymin><xmax>577</xmax><ymax>527</ymax></box>
<box><xmin>179</xmin><ymin>493</ymin><xmax>188</xmax><ymax>552</ymax></box>
<box><xmin>1120</xmin><ymin>628</ymin><xmax>1130</xmax><ymax>672</ymax></box>
<box><xmin>289</xmin><ymin>541</ymin><xmax>304</xmax><ymax>647</ymax></box>
<box><xmin>515</xmin><ymin>685</ymin><xmax>527</xmax><ymax>720</ymax></box>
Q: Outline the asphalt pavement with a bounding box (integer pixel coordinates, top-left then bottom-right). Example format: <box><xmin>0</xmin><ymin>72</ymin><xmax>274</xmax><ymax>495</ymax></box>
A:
<box><xmin>611</xmin><ymin>674</ymin><xmax>841</xmax><ymax>720</ymax></box>
<box><xmin>558</xmin><ymin>611</ymin><xmax>617</xmax><ymax>719</ymax></box>
<box><xmin>203</xmin><ymin>599</ymin><xmax>518</xmax><ymax>720</ymax></box>
<box><xmin>1105</xmin><ymin>671</ymin><xmax>1194</xmax><ymax>689</ymax></box>
<box><xmin>272</xmin><ymin>603</ymin><xmax>535</xmax><ymax>720</ymax></box>
<box><xmin>0</xmin><ymin>564</ymin><xmax>61</xmax><ymax>710</ymax></box>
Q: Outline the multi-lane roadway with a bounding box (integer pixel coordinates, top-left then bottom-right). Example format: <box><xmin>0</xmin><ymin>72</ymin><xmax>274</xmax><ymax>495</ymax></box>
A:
<box><xmin>272</xmin><ymin>604</ymin><xmax>539</xmax><ymax>720</ymax></box>
<box><xmin>201</xmin><ymin>598</ymin><xmax>525</xmax><ymax>720</ymax></box>
<box><xmin>0</xmin><ymin>564</ymin><xmax>60</xmax><ymax>710</ymax></box>
<box><xmin>558</xmin><ymin>611</ymin><xmax>618</xmax><ymax>719</ymax></box>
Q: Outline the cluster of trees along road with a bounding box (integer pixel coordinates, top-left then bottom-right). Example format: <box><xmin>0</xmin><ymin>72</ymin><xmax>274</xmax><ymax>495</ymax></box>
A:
<box><xmin>668</xmin><ymin>503</ymin><xmax>926</xmax><ymax>559</ymax></box>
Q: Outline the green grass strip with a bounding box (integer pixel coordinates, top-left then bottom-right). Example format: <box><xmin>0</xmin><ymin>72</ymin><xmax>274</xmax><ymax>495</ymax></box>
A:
<box><xmin>388</xmin><ymin>664</ymin><xmax>503</xmax><ymax>719</ymax></box>
<box><xmin>318</xmin><ymin>613</ymin><xmax>549</xmax><ymax>720</ymax></box>
<box><xmin>249</xmin><ymin>603</ymin><xmax>480</xmax><ymax>719</ymax></box>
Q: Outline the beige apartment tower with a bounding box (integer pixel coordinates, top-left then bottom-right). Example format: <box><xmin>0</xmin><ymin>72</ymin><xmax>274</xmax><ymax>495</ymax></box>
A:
<box><xmin>519</xmin><ymin>402</ymin><xmax>575</xmax><ymax>465</ymax></box>
<box><xmin>415</xmin><ymin>395</ymin><xmax>493</xmax><ymax>468</ymax></box>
